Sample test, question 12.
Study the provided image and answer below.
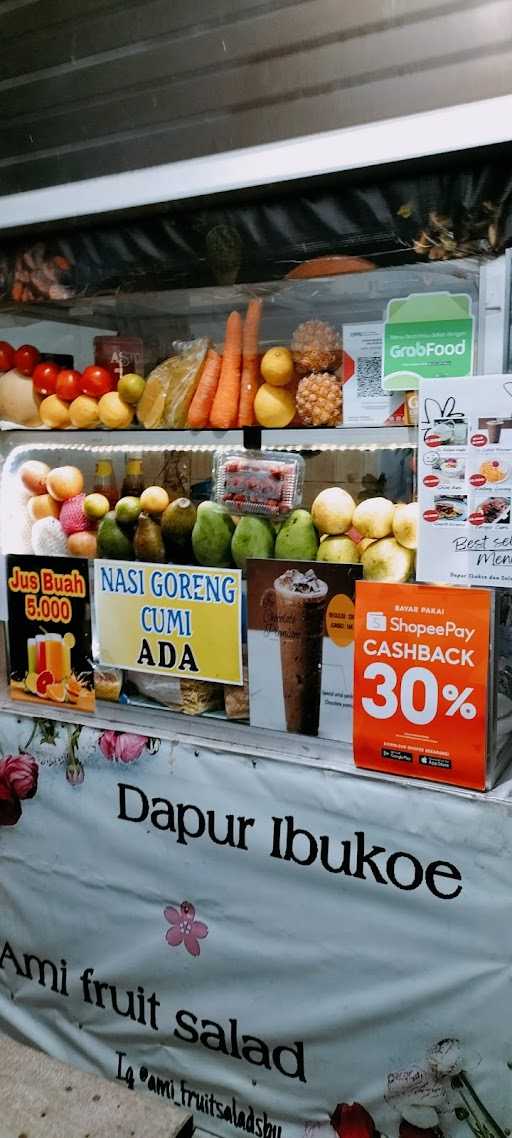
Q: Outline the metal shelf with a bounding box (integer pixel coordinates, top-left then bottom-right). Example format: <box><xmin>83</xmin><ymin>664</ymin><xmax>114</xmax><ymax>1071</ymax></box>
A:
<box><xmin>0</xmin><ymin>425</ymin><xmax>417</xmax><ymax>454</ymax></box>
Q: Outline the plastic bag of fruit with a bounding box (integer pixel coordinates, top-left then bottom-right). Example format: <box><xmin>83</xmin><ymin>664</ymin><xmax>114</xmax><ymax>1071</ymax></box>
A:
<box><xmin>137</xmin><ymin>338</ymin><xmax>208</xmax><ymax>429</ymax></box>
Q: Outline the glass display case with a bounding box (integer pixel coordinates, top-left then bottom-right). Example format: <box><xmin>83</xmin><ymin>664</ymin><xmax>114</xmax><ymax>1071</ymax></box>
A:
<box><xmin>0</xmin><ymin>254</ymin><xmax>509</xmax><ymax>789</ymax></box>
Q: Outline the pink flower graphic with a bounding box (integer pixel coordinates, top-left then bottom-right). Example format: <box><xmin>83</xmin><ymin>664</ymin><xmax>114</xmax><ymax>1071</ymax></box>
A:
<box><xmin>164</xmin><ymin>901</ymin><xmax>208</xmax><ymax>958</ymax></box>
<box><xmin>99</xmin><ymin>731</ymin><xmax>148</xmax><ymax>763</ymax></box>
<box><xmin>0</xmin><ymin>754</ymin><xmax>38</xmax><ymax>799</ymax></box>
<box><xmin>0</xmin><ymin>771</ymin><xmax>21</xmax><ymax>827</ymax></box>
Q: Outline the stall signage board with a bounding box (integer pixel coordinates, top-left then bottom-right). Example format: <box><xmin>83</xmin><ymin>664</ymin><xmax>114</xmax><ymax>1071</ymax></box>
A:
<box><xmin>6</xmin><ymin>554</ymin><xmax>94</xmax><ymax>712</ymax></box>
<box><xmin>94</xmin><ymin>559</ymin><xmax>243</xmax><ymax>684</ymax></box>
<box><xmin>353</xmin><ymin>580</ymin><xmax>491</xmax><ymax>789</ymax></box>
<box><xmin>382</xmin><ymin>292</ymin><xmax>474</xmax><ymax>391</ymax></box>
<box><xmin>417</xmin><ymin>373</ymin><xmax>512</xmax><ymax>586</ymax></box>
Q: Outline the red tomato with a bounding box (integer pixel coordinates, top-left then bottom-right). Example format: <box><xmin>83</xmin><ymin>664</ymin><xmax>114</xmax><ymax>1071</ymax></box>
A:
<box><xmin>14</xmin><ymin>344</ymin><xmax>40</xmax><ymax>376</ymax></box>
<box><xmin>32</xmin><ymin>361</ymin><xmax>59</xmax><ymax>397</ymax></box>
<box><xmin>55</xmin><ymin>368</ymin><xmax>82</xmax><ymax>402</ymax></box>
<box><xmin>80</xmin><ymin>365</ymin><xmax>115</xmax><ymax>398</ymax></box>
<box><xmin>0</xmin><ymin>341</ymin><xmax>14</xmax><ymax>372</ymax></box>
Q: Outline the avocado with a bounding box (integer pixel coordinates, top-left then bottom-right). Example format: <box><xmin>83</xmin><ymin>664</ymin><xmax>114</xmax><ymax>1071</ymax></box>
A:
<box><xmin>97</xmin><ymin>511</ymin><xmax>134</xmax><ymax>560</ymax></box>
<box><xmin>134</xmin><ymin>513</ymin><xmax>165</xmax><ymax>563</ymax></box>
<box><xmin>162</xmin><ymin>497</ymin><xmax>197</xmax><ymax>563</ymax></box>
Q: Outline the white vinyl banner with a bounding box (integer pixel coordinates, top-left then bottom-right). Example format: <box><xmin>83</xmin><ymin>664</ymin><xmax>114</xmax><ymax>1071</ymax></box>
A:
<box><xmin>1</xmin><ymin>711</ymin><xmax>512</xmax><ymax>1138</ymax></box>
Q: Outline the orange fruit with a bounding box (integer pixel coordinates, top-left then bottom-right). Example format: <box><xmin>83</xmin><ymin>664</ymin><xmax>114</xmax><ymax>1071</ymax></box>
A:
<box><xmin>69</xmin><ymin>395</ymin><xmax>100</xmax><ymax>429</ymax></box>
<box><xmin>47</xmin><ymin>682</ymin><xmax>66</xmax><ymax>702</ymax></box>
<box><xmin>40</xmin><ymin>395</ymin><xmax>71</xmax><ymax>428</ymax></box>
<box><xmin>28</xmin><ymin>493</ymin><xmax>60</xmax><ymax>522</ymax></box>
<box><xmin>25</xmin><ymin>672</ymin><xmax>38</xmax><ymax>694</ymax></box>
<box><xmin>67</xmin><ymin>531</ymin><xmax>97</xmax><ymax>557</ymax></box>
<box><xmin>98</xmin><ymin>391</ymin><xmax>134</xmax><ymax>429</ymax></box>
<box><xmin>260</xmin><ymin>347</ymin><xmax>294</xmax><ymax>386</ymax></box>
<box><xmin>47</xmin><ymin>466</ymin><xmax>84</xmax><ymax>501</ymax></box>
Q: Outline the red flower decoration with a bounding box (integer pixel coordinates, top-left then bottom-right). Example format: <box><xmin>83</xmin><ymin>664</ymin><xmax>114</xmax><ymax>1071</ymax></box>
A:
<box><xmin>331</xmin><ymin>1104</ymin><xmax>378</xmax><ymax>1138</ymax></box>
<box><xmin>0</xmin><ymin>771</ymin><xmax>21</xmax><ymax>827</ymax></box>
<box><xmin>0</xmin><ymin>754</ymin><xmax>38</xmax><ymax>799</ymax></box>
<box><xmin>400</xmin><ymin>1122</ymin><xmax>441</xmax><ymax>1138</ymax></box>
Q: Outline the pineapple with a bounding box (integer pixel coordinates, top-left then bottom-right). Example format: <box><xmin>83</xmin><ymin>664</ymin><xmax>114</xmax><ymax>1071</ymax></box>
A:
<box><xmin>296</xmin><ymin>372</ymin><xmax>342</xmax><ymax>427</ymax></box>
<box><xmin>291</xmin><ymin>320</ymin><xmax>342</xmax><ymax>377</ymax></box>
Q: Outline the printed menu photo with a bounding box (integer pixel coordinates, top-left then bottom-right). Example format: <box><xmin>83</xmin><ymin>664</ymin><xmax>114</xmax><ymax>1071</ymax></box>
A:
<box><xmin>417</xmin><ymin>375</ymin><xmax>512</xmax><ymax>586</ymax></box>
<box><xmin>247</xmin><ymin>559</ymin><xmax>362</xmax><ymax>740</ymax></box>
<box><xmin>6</xmin><ymin>555</ymin><xmax>94</xmax><ymax>711</ymax></box>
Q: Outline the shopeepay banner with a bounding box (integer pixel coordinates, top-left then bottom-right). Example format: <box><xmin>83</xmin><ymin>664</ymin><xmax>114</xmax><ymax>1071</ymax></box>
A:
<box><xmin>352</xmin><ymin>581</ymin><xmax>491</xmax><ymax>789</ymax></box>
<box><xmin>94</xmin><ymin>560</ymin><xmax>243</xmax><ymax>684</ymax></box>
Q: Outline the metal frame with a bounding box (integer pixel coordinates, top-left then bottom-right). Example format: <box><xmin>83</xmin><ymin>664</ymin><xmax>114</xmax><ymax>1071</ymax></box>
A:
<box><xmin>0</xmin><ymin>95</ymin><xmax>512</xmax><ymax>231</ymax></box>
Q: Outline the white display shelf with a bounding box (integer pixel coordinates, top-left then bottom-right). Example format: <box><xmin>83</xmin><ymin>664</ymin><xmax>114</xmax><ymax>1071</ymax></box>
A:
<box><xmin>0</xmin><ymin>425</ymin><xmax>417</xmax><ymax>455</ymax></box>
<box><xmin>0</xmin><ymin>683</ymin><xmax>509</xmax><ymax>805</ymax></box>
<box><xmin>260</xmin><ymin>426</ymin><xmax>416</xmax><ymax>449</ymax></box>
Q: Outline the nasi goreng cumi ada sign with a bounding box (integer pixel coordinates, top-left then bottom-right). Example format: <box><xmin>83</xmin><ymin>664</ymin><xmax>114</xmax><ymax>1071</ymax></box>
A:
<box><xmin>0</xmin><ymin>710</ymin><xmax>511</xmax><ymax>1138</ymax></box>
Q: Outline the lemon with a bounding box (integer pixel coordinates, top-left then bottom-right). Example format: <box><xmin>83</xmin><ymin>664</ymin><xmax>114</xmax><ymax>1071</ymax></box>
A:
<box><xmin>254</xmin><ymin>383</ymin><xmax>296</xmax><ymax>428</ymax></box>
<box><xmin>84</xmin><ymin>492</ymin><xmax>110</xmax><ymax>520</ymax></box>
<box><xmin>39</xmin><ymin>395</ymin><xmax>71</xmax><ymax>429</ymax></box>
<box><xmin>140</xmin><ymin>486</ymin><xmax>170</xmax><ymax>514</ymax></box>
<box><xmin>117</xmin><ymin>373</ymin><xmax>146</xmax><ymax>404</ymax></box>
<box><xmin>63</xmin><ymin>632</ymin><xmax>76</xmax><ymax>649</ymax></box>
<box><xmin>69</xmin><ymin>395</ymin><xmax>100</xmax><ymax>429</ymax></box>
<box><xmin>98</xmin><ymin>391</ymin><xmax>134</xmax><ymax>429</ymax></box>
<box><xmin>260</xmin><ymin>347</ymin><xmax>294</xmax><ymax>387</ymax></box>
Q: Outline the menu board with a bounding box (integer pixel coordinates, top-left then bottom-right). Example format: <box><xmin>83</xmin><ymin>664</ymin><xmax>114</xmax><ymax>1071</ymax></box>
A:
<box><xmin>6</xmin><ymin>555</ymin><xmax>94</xmax><ymax>711</ymax></box>
<box><xmin>417</xmin><ymin>374</ymin><xmax>512</xmax><ymax>586</ymax></box>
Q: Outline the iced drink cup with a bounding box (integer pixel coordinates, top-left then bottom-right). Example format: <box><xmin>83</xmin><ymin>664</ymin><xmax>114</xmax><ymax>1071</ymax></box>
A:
<box><xmin>274</xmin><ymin>569</ymin><xmax>328</xmax><ymax>736</ymax></box>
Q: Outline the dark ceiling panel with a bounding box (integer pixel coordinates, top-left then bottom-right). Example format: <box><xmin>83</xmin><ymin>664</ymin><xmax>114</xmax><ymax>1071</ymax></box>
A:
<box><xmin>0</xmin><ymin>0</ymin><xmax>508</xmax><ymax>196</ymax></box>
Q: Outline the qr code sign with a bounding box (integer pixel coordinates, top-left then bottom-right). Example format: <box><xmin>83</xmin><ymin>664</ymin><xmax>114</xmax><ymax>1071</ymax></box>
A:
<box><xmin>356</xmin><ymin>356</ymin><xmax>382</xmax><ymax>397</ymax></box>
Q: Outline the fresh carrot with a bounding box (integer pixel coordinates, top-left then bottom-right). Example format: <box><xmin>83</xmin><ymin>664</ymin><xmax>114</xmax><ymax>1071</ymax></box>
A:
<box><xmin>187</xmin><ymin>348</ymin><xmax>222</xmax><ymax>429</ymax></box>
<box><xmin>209</xmin><ymin>311</ymin><xmax>243</xmax><ymax>429</ymax></box>
<box><xmin>237</xmin><ymin>298</ymin><xmax>262</xmax><ymax>427</ymax></box>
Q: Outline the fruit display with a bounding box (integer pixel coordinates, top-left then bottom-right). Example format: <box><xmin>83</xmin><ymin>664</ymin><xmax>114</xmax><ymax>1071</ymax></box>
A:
<box><xmin>15</xmin><ymin>453</ymin><xmax>416</xmax><ymax>583</ymax></box>
<box><xmin>0</xmin><ymin>305</ymin><xmax>345</xmax><ymax>431</ymax></box>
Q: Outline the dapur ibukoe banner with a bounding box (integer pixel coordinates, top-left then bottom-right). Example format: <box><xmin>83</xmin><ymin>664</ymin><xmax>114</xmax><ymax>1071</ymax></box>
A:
<box><xmin>94</xmin><ymin>560</ymin><xmax>243</xmax><ymax>684</ymax></box>
<box><xmin>6</xmin><ymin>554</ymin><xmax>94</xmax><ymax>712</ymax></box>
<box><xmin>353</xmin><ymin>581</ymin><xmax>491</xmax><ymax>789</ymax></box>
<box><xmin>1</xmin><ymin>709</ymin><xmax>512</xmax><ymax>1138</ymax></box>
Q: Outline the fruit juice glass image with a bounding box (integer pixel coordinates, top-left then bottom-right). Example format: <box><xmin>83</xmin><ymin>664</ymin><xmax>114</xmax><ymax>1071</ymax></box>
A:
<box><xmin>35</xmin><ymin>635</ymin><xmax>47</xmax><ymax>673</ymax></box>
<box><xmin>273</xmin><ymin>568</ymin><xmax>328</xmax><ymax>736</ymax></box>
<box><xmin>27</xmin><ymin>638</ymin><xmax>37</xmax><ymax>675</ymax></box>
<box><xmin>62</xmin><ymin>639</ymin><xmax>72</xmax><ymax>679</ymax></box>
<box><xmin>46</xmin><ymin>634</ymin><xmax>65</xmax><ymax>682</ymax></box>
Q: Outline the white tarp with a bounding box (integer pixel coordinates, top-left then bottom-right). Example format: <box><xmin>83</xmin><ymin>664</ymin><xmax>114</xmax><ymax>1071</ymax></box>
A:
<box><xmin>1</xmin><ymin>710</ymin><xmax>512</xmax><ymax>1138</ymax></box>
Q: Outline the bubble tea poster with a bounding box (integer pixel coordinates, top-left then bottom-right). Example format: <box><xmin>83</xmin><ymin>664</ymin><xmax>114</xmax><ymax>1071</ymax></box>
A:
<box><xmin>6</xmin><ymin>555</ymin><xmax>95</xmax><ymax>712</ymax></box>
<box><xmin>247</xmin><ymin>559</ymin><xmax>362</xmax><ymax>742</ymax></box>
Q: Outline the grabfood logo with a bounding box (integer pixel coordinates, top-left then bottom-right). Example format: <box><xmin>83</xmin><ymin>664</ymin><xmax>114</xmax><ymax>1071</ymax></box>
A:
<box><xmin>391</xmin><ymin>341</ymin><xmax>467</xmax><ymax>359</ymax></box>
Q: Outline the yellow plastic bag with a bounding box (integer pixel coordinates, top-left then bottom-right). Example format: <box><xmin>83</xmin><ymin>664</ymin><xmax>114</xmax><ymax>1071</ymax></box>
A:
<box><xmin>163</xmin><ymin>338</ymin><xmax>209</xmax><ymax>429</ymax></box>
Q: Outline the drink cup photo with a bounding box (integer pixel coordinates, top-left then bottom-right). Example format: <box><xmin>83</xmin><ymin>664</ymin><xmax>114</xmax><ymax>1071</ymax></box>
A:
<box><xmin>273</xmin><ymin>569</ymin><xmax>328</xmax><ymax>736</ymax></box>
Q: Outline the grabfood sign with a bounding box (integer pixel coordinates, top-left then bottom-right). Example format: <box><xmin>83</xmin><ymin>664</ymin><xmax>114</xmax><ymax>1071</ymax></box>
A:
<box><xmin>382</xmin><ymin>291</ymin><xmax>474</xmax><ymax>391</ymax></box>
<box><xmin>95</xmin><ymin>560</ymin><xmax>243</xmax><ymax>684</ymax></box>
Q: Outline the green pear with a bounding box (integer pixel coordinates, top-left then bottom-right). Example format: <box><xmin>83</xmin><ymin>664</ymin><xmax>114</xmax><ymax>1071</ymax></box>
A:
<box><xmin>191</xmin><ymin>501</ymin><xmax>235</xmax><ymax>567</ymax></box>
<box><xmin>275</xmin><ymin>509</ymin><xmax>319</xmax><ymax>561</ymax></box>
<box><xmin>231</xmin><ymin>516</ymin><xmax>275</xmax><ymax>571</ymax></box>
